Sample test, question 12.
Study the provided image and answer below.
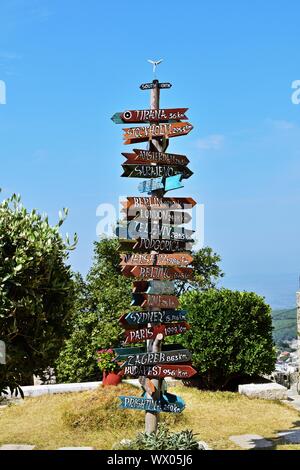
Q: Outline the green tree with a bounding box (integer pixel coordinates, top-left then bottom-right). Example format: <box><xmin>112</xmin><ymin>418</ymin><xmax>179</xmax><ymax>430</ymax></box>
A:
<box><xmin>0</xmin><ymin>193</ymin><xmax>76</xmax><ymax>394</ymax></box>
<box><xmin>56</xmin><ymin>238</ymin><xmax>223</xmax><ymax>383</ymax></box>
<box><xmin>180</xmin><ymin>288</ymin><xmax>276</xmax><ymax>390</ymax></box>
<box><xmin>55</xmin><ymin>238</ymin><xmax>132</xmax><ymax>383</ymax></box>
<box><xmin>176</xmin><ymin>246</ymin><xmax>224</xmax><ymax>295</ymax></box>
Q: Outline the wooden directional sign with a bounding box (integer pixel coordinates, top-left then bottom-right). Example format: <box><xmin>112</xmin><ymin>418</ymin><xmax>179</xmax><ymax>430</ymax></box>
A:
<box><xmin>140</xmin><ymin>82</ymin><xmax>172</xmax><ymax>90</ymax></box>
<box><xmin>122</xmin><ymin>310</ymin><xmax>187</xmax><ymax>326</ymax></box>
<box><xmin>138</xmin><ymin>174</ymin><xmax>184</xmax><ymax>194</ymax></box>
<box><xmin>119</xmin><ymin>393</ymin><xmax>184</xmax><ymax>413</ymax></box>
<box><xmin>123</xmin><ymin>363</ymin><xmax>197</xmax><ymax>379</ymax></box>
<box><xmin>124</xmin><ymin>349</ymin><xmax>192</xmax><ymax>367</ymax></box>
<box><xmin>114</xmin><ymin>343</ymin><xmax>185</xmax><ymax>359</ymax></box>
<box><xmin>133</xmin><ymin>280</ymin><xmax>175</xmax><ymax>295</ymax></box>
<box><xmin>128</xmin><ymin>266</ymin><xmax>194</xmax><ymax>281</ymax></box>
<box><xmin>124</xmin><ymin>322</ymin><xmax>190</xmax><ymax>344</ymax></box>
<box><xmin>120</xmin><ymin>253</ymin><xmax>193</xmax><ymax>267</ymax></box>
<box><xmin>117</xmin><ymin>220</ymin><xmax>194</xmax><ymax>241</ymax></box>
<box><xmin>121</xmin><ymin>163</ymin><xmax>193</xmax><ymax>179</ymax></box>
<box><xmin>131</xmin><ymin>293</ymin><xmax>179</xmax><ymax>309</ymax></box>
<box><xmin>119</xmin><ymin>238</ymin><xmax>194</xmax><ymax>254</ymax></box>
<box><xmin>123</xmin><ymin>122</ymin><xmax>193</xmax><ymax>145</ymax></box>
<box><xmin>122</xmin><ymin>196</ymin><xmax>196</xmax><ymax>210</ymax></box>
<box><xmin>112</xmin><ymin>108</ymin><xmax>188</xmax><ymax>124</ymax></box>
<box><xmin>123</xmin><ymin>149</ymin><xmax>189</xmax><ymax>166</ymax></box>
<box><xmin>124</xmin><ymin>209</ymin><xmax>192</xmax><ymax>225</ymax></box>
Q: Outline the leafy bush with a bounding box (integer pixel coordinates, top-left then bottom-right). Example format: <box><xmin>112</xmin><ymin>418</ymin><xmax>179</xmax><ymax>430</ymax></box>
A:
<box><xmin>0</xmin><ymin>193</ymin><xmax>76</xmax><ymax>393</ymax></box>
<box><xmin>55</xmin><ymin>238</ymin><xmax>132</xmax><ymax>383</ymax></box>
<box><xmin>119</xmin><ymin>424</ymin><xmax>199</xmax><ymax>450</ymax></box>
<box><xmin>180</xmin><ymin>289</ymin><xmax>276</xmax><ymax>390</ymax></box>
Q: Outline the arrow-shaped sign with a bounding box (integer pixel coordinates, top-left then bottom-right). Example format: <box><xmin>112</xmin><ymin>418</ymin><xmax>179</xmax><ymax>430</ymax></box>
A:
<box><xmin>123</xmin><ymin>149</ymin><xmax>189</xmax><ymax>166</ymax></box>
<box><xmin>120</xmin><ymin>253</ymin><xmax>193</xmax><ymax>267</ymax></box>
<box><xmin>122</xmin><ymin>197</ymin><xmax>196</xmax><ymax>210</ymax></box>
<box><xmin>123</xmin><ymin>209</ymin><xmax>192</xmax><ymax>225</ymax></box>
<box><xmin>123</xmin><ymin>122</ymin><xmax>193</xmax><ymax>145</ymax></box>
<box><xmin>122</xmin><ymin>310</ymin><xmax>187</xmax><ymax>327</ymax></box>
<box><xmin>118</xmin><ymin>238</ymin><xmax>194</xmax><ymax>254</ymax></box>
<box><xmin>138</xmin><ymin>174</ymin><xmax>184</xmax><ymax>194</ymax></box>
<box><xmin>132</xmin><ymin>280</ymin><xmax>175</xmax><ymax>295</ymax></box>
<box><xmin>124</xmin><ymin>322</ymin><xmax>190</xmax><ymax>343</ymax></box>
<box><xmin>123</xmin><ymin>265</ymin><xmax>194</xmax><ymax>281</ymax></box>
<box><xmin>131</xmin><ymin>293</ymin><xmax>179</xmax><ymax>309</ymax></box>
<box><xmin>111</xmin><ymin>108</ymin><xmax>188</xmax><ymax>124</ymax></box>
<box><xmin>116</xmin><ymin>220</ymin><xmax>194</xmax><ymax>241</ymax></box>
<box><xmin>124</xmin><ymin>349</ymin><xmax>192</xmax><ymax>367</ymax></box>
<box><xmin>121</xmin><ymin>164</ymin><xmax>193</xmax><ymax>179</ymax></box>
<box><xmin>122</xmin><ymin>197</ymin><xmax>196</xmax><ymax>211</ymax></box>
<box><xmin>123</xmin><ymin>363</ymin><xmax>196</xmax><ymax>379</ymax></box>
<box><xmin>113</xmin><ymin>343</ymin><xmax>186</xmax><ymax>359</ymax></box>
<box><xmin>119</xmin><ymin>393</ymin><xmax>185</xmax><ymax>413</ymax></box>
<box><xmin>140</xmin><ymin>82</ymin><xmax>172</xmax><ymax>90</ymax></box>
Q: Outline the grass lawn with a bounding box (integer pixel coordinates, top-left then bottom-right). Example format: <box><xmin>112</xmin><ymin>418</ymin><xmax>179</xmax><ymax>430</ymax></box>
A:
<box><xmin>0</xmin><ymin>382</ymin><xmax>299</xmax><ymax>450</ymax></box>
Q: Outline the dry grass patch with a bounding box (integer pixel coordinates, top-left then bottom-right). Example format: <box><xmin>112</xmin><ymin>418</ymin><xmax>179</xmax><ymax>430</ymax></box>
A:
<box><xmin>0</xmin><ymin>383</ymin><xmax>299</xmax><ymax>450</ymax></box>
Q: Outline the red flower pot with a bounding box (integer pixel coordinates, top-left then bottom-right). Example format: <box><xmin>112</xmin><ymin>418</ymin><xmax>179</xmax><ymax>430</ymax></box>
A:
<box><xmin>102</xmin><ymin>370</ymin><xmax>122</xmax><ymax>386</ymax></box>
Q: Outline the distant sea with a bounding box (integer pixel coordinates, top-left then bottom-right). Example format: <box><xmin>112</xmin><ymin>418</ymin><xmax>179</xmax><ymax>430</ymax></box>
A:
<box><xmin>219</xmin><ymin>273</ymin><xmax>299</xmax><ymax>310</ymax></box>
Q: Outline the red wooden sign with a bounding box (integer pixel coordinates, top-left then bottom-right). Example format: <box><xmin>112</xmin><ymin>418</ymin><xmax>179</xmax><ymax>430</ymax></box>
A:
<box><xmin>124</xmin><ymin>322</ymin><xmax>190</xmax><ymax>344</ymax></box>
<box><xmin>124</xmin><ymin>364</ymin><xmax>197</xmax><ymax>379</ymax></box>
<box><xmin>127</xmin><ymin>266</ymin><xmax>194</xmax><ymax>281</ymax></box>
<box><xmin>123</xmin><ymin>122</ymin><xmax>193</xmax><ymax>145</ymax></box>
<box><xmin>113</xmin><ymin>108</ymin><xmax>188</xmax><ymax>124</ymax></box>
<box><xmin>123</xmin><ymin>149</ymin><xmax>189</xmax><ymax>166</ymax></box>
<box><xmin>131</xmin><ymin>293</ymin><xmax>179</xmax><ymax>309</ymax></box>
<box><xmin>121</xmin><ymin>196</ymin><xmax>196</xmax><ymax>210</ymax></box>
<box><xmin>120</xmin><ymin>253</ymin><xmax>193</xmax><ymax>267</ymax></box>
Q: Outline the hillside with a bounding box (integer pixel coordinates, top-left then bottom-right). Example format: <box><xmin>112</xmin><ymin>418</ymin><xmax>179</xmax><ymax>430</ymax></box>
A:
<box><xmin>272</xmin><ymin>308</ymin><xmax>297</xmax><ymax>347</ymax></box>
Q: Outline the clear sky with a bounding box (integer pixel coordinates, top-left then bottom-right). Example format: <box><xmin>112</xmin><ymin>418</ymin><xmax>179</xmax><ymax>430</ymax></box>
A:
<box><xmin>1</xmin><ymin>0</ymin><xmax>300</xmax><ymax>307</ymax></box>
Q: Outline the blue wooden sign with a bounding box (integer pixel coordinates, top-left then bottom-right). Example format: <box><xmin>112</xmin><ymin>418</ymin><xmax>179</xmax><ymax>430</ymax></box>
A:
<box><xmin>138</xmin><ymin>174</ymin><xmax>184</xmax><ymax>195</ymax></box>
<box><xmin>119</xmin><ymin>392</ymin><xmax>185</xmax><ymax>413</ymax></box>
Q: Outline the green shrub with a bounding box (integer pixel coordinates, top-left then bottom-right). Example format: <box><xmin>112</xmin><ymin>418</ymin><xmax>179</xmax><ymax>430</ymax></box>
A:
<box><xmin>0</xmin><ymin>193</ymin><xmax>76</xmax><ymax>393</ymax></box>
<box><xmin>180</xmin><ymin>288</ymin><xmax>276</xmax><ymax>390</ymax></box>
<box><xmin>119</xmin><ymin>424</ymin><xmax>199</xmax><ymax>450</ymax></box>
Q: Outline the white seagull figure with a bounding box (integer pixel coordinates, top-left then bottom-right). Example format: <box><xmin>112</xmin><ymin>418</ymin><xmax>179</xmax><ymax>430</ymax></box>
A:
<box><xmin>147</xmin><ymin>59</ymin><xmax>163</xmax><ymax>75</ymax></box>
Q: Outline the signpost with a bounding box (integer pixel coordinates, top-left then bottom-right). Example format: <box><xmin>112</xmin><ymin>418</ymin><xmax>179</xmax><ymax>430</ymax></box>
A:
<box><xmin>125</xmin><ymin>266</ymin><xmax>194</xmax><ymax>280</ymax></box>
<box><xmin>131</xmin><ymin>293</ymin><xmax>179</xmax><ymax>309</ymax></box>
<box><xmin>112</xmin><ymin>74</ymin><xmax>196</xmax><ymax>433</ymax></box>
<box><xmin>121</xmin><ymin>196</ymin><xmax>196</xmax><ymax>210</ymax></box>
<box><xmin>124</xmin><ymin>349</ymin><xmax>192</xmax><ymax>366</ymax></box>
<box><xmin>119</xmin><ymin>393</ymin><xmax>185</xmax><ymax>413</ymax></box>
<box><xmin>123</xmin><ymin>363</ymin><xmax>197</xmax><ymax>379</ymax></box>
<box><xmin>123</xmin><ymin>122</ymin><xmax>193</xmax><ymax>145</ymax></box>
<box><xmin>138</xmin><ymin>174</ymin><xmax>184</xmax><ymax>194</ymax></box>
<box><xmin>124</xmin><ymin>322</ymin><xmax>190</xmax><ymax>344</ymax></box>
<box><xmin>132</xmin><ymin>280</ymin><xmax>175</xmax><ymax>295</ymax></box>
<box><xmin>120</xmin><ymin>253</ymin><xmax>193</xmax><ymax>267</ymax></box>
<box><xmin>140</xmin><ymin>82</ymin><xmax>172</xmax><ymax>90</ymax></box>
<box><xmin>120</xmin><ymin>238</ymin><xmax>194</xmax><ymax>253</ymax></box>
<box><xmin>111</xmin><ymin>108</ymin><xmax>188</xmax><ymax>124</ymax></box>
<box><xmin>121</xmin><ymin>163</ymin><xmax>193</xmax><ymax>179</ymax></box>
<box><xmin>123</xmin><ymin>149</ymin><xmax>189</xmax><ymax>166</ymax></box>
<box><xmin>120</xmin><ymin>310</ymin><xmax>187</xmax><ymax>326</ymax></box>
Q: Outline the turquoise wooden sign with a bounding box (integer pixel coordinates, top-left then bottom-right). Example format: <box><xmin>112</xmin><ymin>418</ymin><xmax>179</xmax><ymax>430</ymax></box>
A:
<box><xmin>138</xmin><ymin>174</ymin><xmax>184</xmax><ymax>194</ymax></box>
<box><xmin>119</xmin><ymin>392</ymin><xmax>185</xmax><ymax>413</ymax></box>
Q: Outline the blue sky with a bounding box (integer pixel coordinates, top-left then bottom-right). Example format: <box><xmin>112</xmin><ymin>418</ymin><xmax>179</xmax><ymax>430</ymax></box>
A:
<box><xmin>1</xmin><ymin>0</ymin><xmax>300</xmax><ymax>308</ymax></box>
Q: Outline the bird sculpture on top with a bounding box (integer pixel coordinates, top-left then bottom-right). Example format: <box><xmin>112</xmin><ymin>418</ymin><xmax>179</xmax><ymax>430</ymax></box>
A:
<box><xmin>147</xmin><ymin>59</ymin><xmax>163</xmax><ymax>77</ymax></box>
